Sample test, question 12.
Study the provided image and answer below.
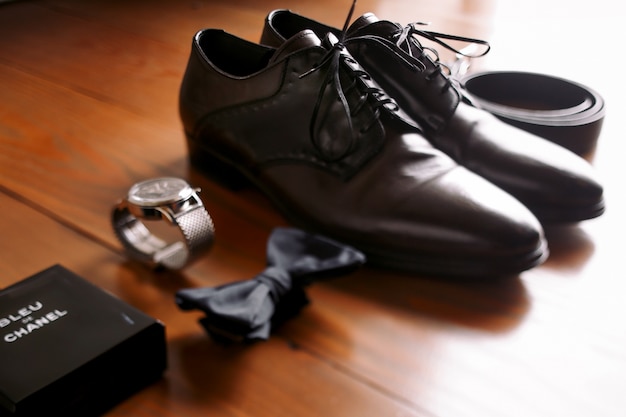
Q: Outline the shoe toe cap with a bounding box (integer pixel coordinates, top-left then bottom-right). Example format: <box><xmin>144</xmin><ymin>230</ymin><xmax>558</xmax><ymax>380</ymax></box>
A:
<box><xmin>455</xmin><ymin>107</ymin><xmax>605</xmax><ymax>222</ymax></box>
<box><xmin>263</xmin><ymin>162</ymin><xmax>546</xmax><ymax>277</ymax></box>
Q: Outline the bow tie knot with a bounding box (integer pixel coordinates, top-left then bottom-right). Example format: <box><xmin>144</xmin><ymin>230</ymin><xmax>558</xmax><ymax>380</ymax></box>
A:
<box><xmin>255</xmin><ymin>266</ymin><xmax>293</xmax><ymax>303</ymax></box>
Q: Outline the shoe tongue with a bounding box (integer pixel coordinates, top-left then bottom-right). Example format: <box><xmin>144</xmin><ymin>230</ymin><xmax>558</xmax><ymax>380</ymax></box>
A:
<box><xmin>269</xmin><ymin>29</ymin><xmax>321</xmax><ymax>64</ymax></box>
<box><xmin>347</xmin><ymin>13</ymin><xmax>399</xmax><ymax>37</ymax></box>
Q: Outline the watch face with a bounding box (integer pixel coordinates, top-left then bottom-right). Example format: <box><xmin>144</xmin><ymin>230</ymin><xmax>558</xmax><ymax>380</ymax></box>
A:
<box><xmin>127</xmin><ymin>177</ymin><xmax>194</xmax><ymax>206</ymax></box>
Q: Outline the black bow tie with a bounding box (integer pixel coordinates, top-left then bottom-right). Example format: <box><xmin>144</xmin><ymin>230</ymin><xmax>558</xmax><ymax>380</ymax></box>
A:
<box><xmin>175</xmin><ymin>227</ymin><xmax>366</xmax><ymax>343</ymax></box>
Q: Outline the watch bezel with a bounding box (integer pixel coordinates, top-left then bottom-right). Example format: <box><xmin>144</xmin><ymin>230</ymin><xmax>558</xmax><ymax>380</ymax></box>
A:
<box><xmin>127</xmin><ymin>177</ymin><xmax>194</xmax><ymax>207</ymax></box>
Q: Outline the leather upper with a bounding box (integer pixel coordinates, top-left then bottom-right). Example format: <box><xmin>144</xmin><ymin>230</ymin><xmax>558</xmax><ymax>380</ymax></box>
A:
<box><xmin>180</xmin><ymin>28</ymin><xmax>547</xmax><ymax>276</ymax></box>
<box><xmin>260</xmin><ymin>10</ymin><xmax>605</xmax><ymax>223</ymax></box>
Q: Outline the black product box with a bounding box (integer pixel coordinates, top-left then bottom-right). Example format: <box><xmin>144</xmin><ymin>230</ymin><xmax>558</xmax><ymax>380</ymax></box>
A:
<box><xmin>0</xmin><ymin>265</ymin><xmax>167</xmax><ymax>416</ymax></box>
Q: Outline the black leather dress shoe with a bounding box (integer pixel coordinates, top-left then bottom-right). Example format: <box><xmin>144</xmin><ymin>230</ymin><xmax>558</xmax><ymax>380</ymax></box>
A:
<box><xmin>261</xmin><ymin>10</ymin><xmax>605</xmax><ymax>223</ymax></box>
<box><xmin>179</xmin><ymin>28</ymin><xmax>547</xmax><ymax>277</ymax></box>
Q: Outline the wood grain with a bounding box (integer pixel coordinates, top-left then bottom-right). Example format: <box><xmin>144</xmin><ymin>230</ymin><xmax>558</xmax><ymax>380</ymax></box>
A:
<box><xmin>0</xmin><ymin>0</ymin><xmax>624</xmax><ymax>416</ymax></box>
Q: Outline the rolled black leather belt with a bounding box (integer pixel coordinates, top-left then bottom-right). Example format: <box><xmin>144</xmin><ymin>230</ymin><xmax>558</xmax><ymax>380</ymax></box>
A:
<box><xmin>461</xmin><ymin>71</ymin><xmax>605</xmax><ymax>156</ymax></box>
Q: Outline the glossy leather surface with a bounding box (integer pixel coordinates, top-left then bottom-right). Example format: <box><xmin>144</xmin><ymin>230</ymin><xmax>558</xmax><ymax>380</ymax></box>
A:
<box><xmin>462</xmin><ymin>70</ymin><xmax>605</xmax><ymax>156</ymax></box>
<box><xmin>261</xmin><ymin>10</ymin><xmax>605</xmax><ymax>223</ymax></box>
<box><xmin>180</xmin><ymin>29</ymin><xmax>547</xmax><ymax>277</ymax></box>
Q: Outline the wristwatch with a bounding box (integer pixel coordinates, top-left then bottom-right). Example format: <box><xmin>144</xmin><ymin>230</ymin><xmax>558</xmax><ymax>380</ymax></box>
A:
<box><xmin>112</xmin><ymin>177</ymin><xmax>215</xmax><ymax>269</ymax></box>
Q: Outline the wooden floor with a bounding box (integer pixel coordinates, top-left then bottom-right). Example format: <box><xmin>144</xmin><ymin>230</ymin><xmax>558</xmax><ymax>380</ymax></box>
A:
<box><xmin>1</xmin><ymin>0</ymin><xmax>624</xmax><ymax>416</ymax></box>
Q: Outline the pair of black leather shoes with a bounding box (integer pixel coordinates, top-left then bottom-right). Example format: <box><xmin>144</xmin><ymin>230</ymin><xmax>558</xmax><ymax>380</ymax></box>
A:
<box><xmin>179</xmin><ymin>6</ymin><xmax>604</xmax><ymax>278</ymax></box>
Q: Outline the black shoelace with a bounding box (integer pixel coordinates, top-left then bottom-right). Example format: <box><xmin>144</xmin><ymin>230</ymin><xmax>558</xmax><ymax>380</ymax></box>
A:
<box><xmin>391</xmin><ymin>22</ymin><xmax>491</xmax><ymax>92</ymax></box>
<box><xmin>299</xmin><ymin>0</ymin><xmax>399</xmax><ymax>162</ymax></box>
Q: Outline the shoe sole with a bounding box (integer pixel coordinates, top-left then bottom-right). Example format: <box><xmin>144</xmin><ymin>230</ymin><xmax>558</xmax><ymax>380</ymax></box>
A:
<box><xmin>523</xmin><ymin>200</ymin><xmax>605</xmax><ymax>224</ymax></box>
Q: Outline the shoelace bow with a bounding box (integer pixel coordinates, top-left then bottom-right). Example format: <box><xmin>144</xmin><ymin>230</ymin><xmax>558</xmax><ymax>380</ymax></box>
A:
<box><xmin>392</xmin><ymin>22</ymin><xmax>491</xmax><ymax>92</ymax></box>
<box><xmin>300</xmin><ymin>0</ymin><xmax>399</xmax><ymax>162</ymax></box>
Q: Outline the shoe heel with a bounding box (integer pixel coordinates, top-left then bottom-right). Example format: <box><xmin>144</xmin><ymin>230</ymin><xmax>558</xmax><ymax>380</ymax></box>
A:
<box><xmin>187</xmin><ymin>137</ymin><xmax>251</xmax><ymax>190</ymax></box>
